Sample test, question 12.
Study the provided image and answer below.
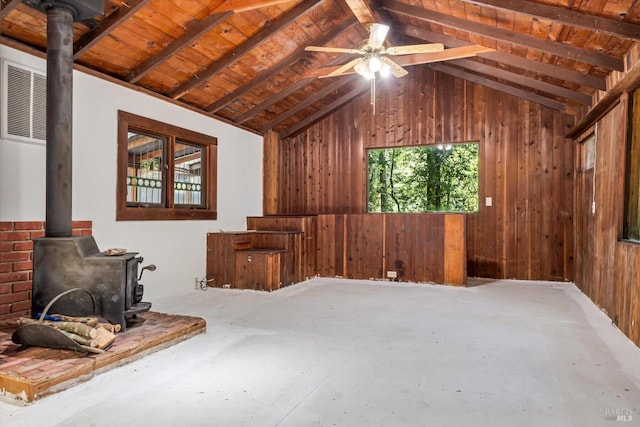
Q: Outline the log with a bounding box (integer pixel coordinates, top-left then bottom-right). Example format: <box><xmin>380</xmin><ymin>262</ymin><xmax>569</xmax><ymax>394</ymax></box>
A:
<box><xmin>96</xmin><ymin>322</ymin><xmax>121</xmax><ymax>333</ymax></box>
<box><xmin>51</xmin><ymin>314</ymin><xmax>99</xmax><ymax>327</ymax></box>
<box><xmin>58</xmin><ymin>330</ymin><xmax>97</xmax><ymax>347</ymax></box>
<box><xmin>18</xmin><ymin>318</ymin><xmax>98</xmax><ymax>339</ymax></box>
<box><xmin>94</xmin><ymin>327</ymin><xmax>116</xmax><ymax>350</ymax></box>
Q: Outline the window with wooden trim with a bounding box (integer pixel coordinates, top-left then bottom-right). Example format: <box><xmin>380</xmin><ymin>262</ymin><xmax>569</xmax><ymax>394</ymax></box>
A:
<box><xmin>367</xmin><ymin>142</ymin><xmax>479</xmax><ymax>213</ymax></box>
<box><xmin>624</xmin><ymin>88</ymin><xmax>640</xmax><ymax>241</ymax></box>
<box><xmin>117</xmin><ymin>111</ymin><xmax>217</xmax><ymax>221</ymax></box>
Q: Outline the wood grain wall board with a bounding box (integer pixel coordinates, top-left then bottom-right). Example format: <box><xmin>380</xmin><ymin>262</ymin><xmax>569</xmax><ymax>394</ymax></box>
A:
<box><xmin>384</xmin><ymin>214</ymin><xmax>418</xmax><ymax>282</ymax></box>
<box><xmin>345</xmin><ymin>214</ymin><xmax>384</xmax><ymax>280</ymax></box>
<box><xmin>444</xmin><ymin>215</ymin><xmax>467</xmax><ymax>285</ymax></box>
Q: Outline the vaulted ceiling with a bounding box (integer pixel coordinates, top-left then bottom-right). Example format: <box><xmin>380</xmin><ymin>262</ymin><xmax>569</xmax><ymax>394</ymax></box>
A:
<box><xmin>1</xmin><ymin>0</ymin><xmax>639</xmax><ymax>137</ymax></box>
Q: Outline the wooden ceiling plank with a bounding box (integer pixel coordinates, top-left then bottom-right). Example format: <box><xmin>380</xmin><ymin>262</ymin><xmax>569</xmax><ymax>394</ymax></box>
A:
<box><xmin>384</xmin><ymin>0</ymin><xmax>624</xmax><ymax>71</ymax></box>
<box><xmin>212</xmin><ymin>0</ymin><xmax>294</xmax><ymax>14</ymax></box>
<box><xmin>280</xmin><ymin>80</ymin><xmax>369</xmax><ymax>138</ymax></box>
<box><xmin>460</xmin><ymin>0</ymin><xmax>640</xmax><ymax>41</ymax></box>
<box><xmin>204</xmin><ymin>16</ymin><xmax>358</xmax><ymax>113</ymax></box>
<box><xmin>233</xmin><ymin>52</ymin><xmax>355</xmax><ymax>124</ymax></box>
<box><xmin>343</xmin><ymin>0</ymin><xmax>377</xmax><ymax>27</ymax></box>
<box><xmin>127</xmin><ymin>12</ymin><xmax>233</xmax><ymax>84</ymax></box>
<box><xmin>399</xmin><ymin>23</ymin><xmax>606</xmax><ymax>91</ymax></box>
<box><xmin>260</xmin><ymin>74</ymin><xmax>360</xmax><ymax>132</ymax></box>
<box><xmin>430</xmin><ymin>63</ymin><xmax>573</xmax><ymax>113</ymax></box>
<box><xmin>0</xmin><ymin>0</ymin><xmax>21</xmax><ymax>19</ymax></box>
<box><xmin>73</xmin><ymin>0</ymin><xmax>152</xmax><ymax>59</ymax></box>
<box><xmin>167</xmin><ymin>0</ymin><xmax>323</xmax><ymax>100</ymax></box>
<box><xmin>452</xmin><ymin>58</ymin><xmax>593</xmax><ymax>105</ymax></box>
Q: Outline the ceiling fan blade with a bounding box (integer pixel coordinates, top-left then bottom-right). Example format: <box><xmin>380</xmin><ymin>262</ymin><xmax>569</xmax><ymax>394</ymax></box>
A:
<box><xmin>386</xmin><ymin>43</ymin><xmax>445</xmax><ymax>56</ymax></box>
<box><xmin>212</xmin><ymin>0</ymin><xmax>293</xmax><ymax>13</ymax></box>
<box><xmin>326</xmin><ymin>58</ymin><xmax>363</xmax><ymax>77</ymax></box>
<box><xmin>381</xmin><ymin>57</ymin><xmax>408</xmax><ymax>78</ymax></box>
<box><xmin>305</xmin><ymin>46</ymin><xmax>362</xmax><ymax>54</ymax></box>
<box><xmin>393</xmin><ymin>45</ymin><xmax>496</xmax><ymax>67</ymax></box>
<box><xmin>369</xmin><ymin>23</ymin><xmax>390</xmax><ymax>49</ymax></box>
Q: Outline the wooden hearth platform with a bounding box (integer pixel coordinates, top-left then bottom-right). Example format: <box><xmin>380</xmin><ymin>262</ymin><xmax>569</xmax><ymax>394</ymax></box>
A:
<box><xmin>0</xmin><ymin>312</ymin><xmax>206</xmax><ymax>403</ymax></box>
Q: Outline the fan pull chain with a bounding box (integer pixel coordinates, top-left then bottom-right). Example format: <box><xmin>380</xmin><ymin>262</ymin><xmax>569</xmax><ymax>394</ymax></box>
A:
<box><xmin>371</xmin><ymin>75</ymin><xmax>376</xmax><ymax>115</ymax></box>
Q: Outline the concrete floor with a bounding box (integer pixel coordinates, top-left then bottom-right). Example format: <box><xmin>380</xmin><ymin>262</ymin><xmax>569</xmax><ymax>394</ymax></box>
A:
<box><xmin>1</xmin><ymin>278</ymin><xmax>639</xmax><ymax>427</ymax></box>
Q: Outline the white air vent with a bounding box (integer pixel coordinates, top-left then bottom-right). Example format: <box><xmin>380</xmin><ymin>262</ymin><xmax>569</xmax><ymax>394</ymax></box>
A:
<box><xmin>1</xmin><ymin>60</ymin><xmax>47</xmax><ymax>144</ymax></box>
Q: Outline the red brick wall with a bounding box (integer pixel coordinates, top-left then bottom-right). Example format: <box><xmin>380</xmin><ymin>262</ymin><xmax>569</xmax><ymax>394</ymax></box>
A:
<box><xmin>0</xmin><ymin>221</ymin><xmax>92</xmax><ymax>320</ymax></box>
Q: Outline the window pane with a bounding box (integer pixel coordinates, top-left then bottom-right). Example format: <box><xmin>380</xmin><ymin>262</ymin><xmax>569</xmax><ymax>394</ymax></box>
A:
<box><xmin>367</xmin><ymin>143</ymin><xmax>479</xmax><ymax>213</ymax></box>
<box><xmin>174</xmin><ymin>141</ymin><xmax>203</xmax><ymax>207</ymax></box>
<box><xmin>127</xmin><ymin>131</ymin><xmax>164</xmax><ymax>206</ymax></box>
<box><xmin>624</xmin><ymin>88</ymin><xmax>640</xmax><ymax>241</ymax></box>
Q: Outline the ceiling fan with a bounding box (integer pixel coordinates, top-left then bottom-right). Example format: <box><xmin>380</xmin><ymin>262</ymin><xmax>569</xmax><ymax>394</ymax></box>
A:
<box><xmin>305</xmin><ymin>23</ymin><xmax>444</xmax><ymax>79</ymax></box>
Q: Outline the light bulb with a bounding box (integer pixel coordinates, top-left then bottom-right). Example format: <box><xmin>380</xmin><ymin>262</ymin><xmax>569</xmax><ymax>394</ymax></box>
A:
<box><xmin>368</xmin><ymin>56</ymin><xmax>382</xmax><ymax>73</ymax></box>
<box><xmin>379</xmin><ymin>63</ymin><xmax>391</xmax><ymax>77</ymax></box>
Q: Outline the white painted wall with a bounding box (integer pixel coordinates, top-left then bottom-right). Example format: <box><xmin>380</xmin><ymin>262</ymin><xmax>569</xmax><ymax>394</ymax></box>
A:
<box><xmin>0</xmin><ymin>45</ymin><xmax>263</xmax><ymax>298</ymax></box>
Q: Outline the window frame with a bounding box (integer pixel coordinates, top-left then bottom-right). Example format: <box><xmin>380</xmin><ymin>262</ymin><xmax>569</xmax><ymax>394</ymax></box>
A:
<box><xmin>117</xmin><ymin>110</ymin><xmax>217</xmax><ymax>221</ymax></box>
<box><xmin>623</xmin><ymin>88</ymin><xmax>640</xmax><ymax>242</ymax></box>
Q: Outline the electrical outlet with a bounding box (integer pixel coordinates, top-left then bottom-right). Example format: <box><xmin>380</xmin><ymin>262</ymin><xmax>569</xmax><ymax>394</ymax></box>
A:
<box><xmin>387</xmin><ymin>271</ymin><xmax>397</xmax><ymax>279</ymax></box>
<box><xmin>485</xmin><ymin>197</ymin><xmax>492</xmax><ymax>207</ymax></box>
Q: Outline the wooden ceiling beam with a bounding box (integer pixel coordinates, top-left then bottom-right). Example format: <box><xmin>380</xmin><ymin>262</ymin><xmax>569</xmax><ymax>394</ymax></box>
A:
<box><xmin>430</xmin><ymin>63</ymin><xmax>574</xmax><ymax>114</ymax></box>
<box><xmin>384</xmin><ymin>0</ymin><xmax>624</xmax><ymax>71</ymax></box>
<box><xmin>204</xmin><ymin>16</ymin><xmax>359</xmax><ymax>113</ymax></box>
<box><xmin>127</xmin><ymin>12</ymin><xmax>233</xmax><ymax>84</ymax></box>
<box><xmin>399</xmin><ymin>23</ymin><xmax>606</xmax><ymax>91</ymax></box>
<box><xmin>233</xmin><ymin>52</ymin><xmax>356</xmax><ymax>124</ymax></box>
<box><xmin>460</xmin><ymin>0</ymin><xmax>640</xmax><ymax>41</ymax></box>
<box><xmin>0</xmin><ymin>0</ymin><xmax>21</xmax><ymax>19</ymax></box>
<box><xmin>280</xmin><ymin>80</ymin><xmax>369</xmax><ymax>138</ymax></box>
<box><xmin>451</xmin><ymin>58</ymin><xmax>592</xmax><ymax>105</ymax></box>
<box><xmin>260</xmin><ymin>74</ymin><xmax>360</xmax><ymax>132</ymax></box>
<box><xmin>73</xmin><ymin>0</ymin><xmax>152</xmax><ymax>59</ymax></box>
<box><xmin>167</xmin><ymin>0</ymin><xmax>323</xmax><ymax>100</ymax></box>
<box><xmin>212</xmin><ymin>0</ymin><xmax>293</xmax><ymax>13</ymax></box>
<box><xmin>343</xmin><ymin>0</ymin><xmax>377</xmax><ymax>27</ymax></box>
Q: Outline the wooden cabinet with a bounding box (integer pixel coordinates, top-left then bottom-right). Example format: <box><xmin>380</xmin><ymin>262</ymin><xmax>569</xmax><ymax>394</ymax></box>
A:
<box><xmin>206</xmin><ymin>230</ymin><xmax>303</xmax><ymax>291</ymax></box>
<box><xmin>247</xmin><ymin>215</ymin><xmax>317</xmax><ymax>279</ymax></box>
<box><xmin>235</xmin><ymin>249</ymin><xmax>284</xmax><ymax>291</ymax></box>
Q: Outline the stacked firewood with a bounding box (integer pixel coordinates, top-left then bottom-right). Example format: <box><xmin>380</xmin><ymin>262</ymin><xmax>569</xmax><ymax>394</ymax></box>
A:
<box><xmin>18</xmin><ymin>314</ymin><xmax>120</xmax><ymax>353</ymax></box>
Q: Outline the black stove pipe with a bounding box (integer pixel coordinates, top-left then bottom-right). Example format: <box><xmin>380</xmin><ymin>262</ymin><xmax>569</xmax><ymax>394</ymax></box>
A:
<box><xmin>45</xmin><ymin>5</ymin><xmax>74</xmax><ymax>238</ymax></box>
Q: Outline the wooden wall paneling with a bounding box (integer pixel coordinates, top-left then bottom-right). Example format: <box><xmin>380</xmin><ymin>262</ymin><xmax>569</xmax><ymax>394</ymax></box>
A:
<box><xmin>444</xmin><ymin>214</ymin><xmax>467</xmax><ymax>285</ymax></box>
<box><xmin>345</xmin><ymin>214</ymin><xmax>384</xmax><ymax>279</ymax></box>
<box><xmin>515</xmin><ymin>99</ymin><xmax>532</xmax><ymax>279</ymax></box>
<box><xmin>316</xmin><ymin>214</ymin><xmax>336</xmax><ymax>277</ymax></box>
<box><xmin>384</xmin><ymin>214</ymin><xmax>417</xmax><ymax>282</ymax></box>
<box><xmin>559</xmin><ymin>113</ymin><xmax>575</xmax><ymax>281</ymax></box>
<box><xmin>528</xmin><ymin>104</ymin><xmax>544</xmax><ymax>280</ymax></box>
<box><xmin>414</xmin><ymin>214</ymin><xmax>445</xmax><ymax>283</ymax></box>
<box><xmin>263</xmin><ymin>130</ymin><xmax>279</xmax><ymax>215</ymax></box>
<box><xmin>502</xmin><ymin>94</ymin><xmax>520</xmax><ymax>279</ymax></box>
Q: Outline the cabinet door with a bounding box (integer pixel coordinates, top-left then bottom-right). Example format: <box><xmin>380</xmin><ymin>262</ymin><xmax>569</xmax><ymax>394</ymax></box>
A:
<box><xmin>235</xmin><ymin>252</ymin><xmax>281</xmax><ymax>291</ymax></box>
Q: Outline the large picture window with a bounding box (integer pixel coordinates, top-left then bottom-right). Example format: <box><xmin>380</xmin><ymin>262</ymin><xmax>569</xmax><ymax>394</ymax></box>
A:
<box><xmin>367</xmin><ymin>143</ymin><xmax>479</xmax><ymax>213</ymax></box>
<box><xmin>117</xmin><ymin>111</ymin><xmax>217</xmax><ymax>221</ymax></box>
<box><xmin>624</xmin><ymin>88</ymin><xmax>640</xmax><ymax>242</ymax></box>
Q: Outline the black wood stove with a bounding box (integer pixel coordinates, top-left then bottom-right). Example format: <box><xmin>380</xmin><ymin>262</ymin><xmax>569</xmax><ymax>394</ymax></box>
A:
<box><xmin>32</xmin><ymin>237</ymin><xmax>152</xmax><ymax>331</ymax></box>
<box><xmin>24</xmin><ymin>0</ymin><xmax>152</xmax><ymax>331</ymax></box>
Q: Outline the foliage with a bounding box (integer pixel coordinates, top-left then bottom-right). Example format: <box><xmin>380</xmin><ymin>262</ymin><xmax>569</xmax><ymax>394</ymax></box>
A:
<box><xmin>368</xmin><ymin>143</ymin><xmax>479</xmax><ymax>213</ymax></box>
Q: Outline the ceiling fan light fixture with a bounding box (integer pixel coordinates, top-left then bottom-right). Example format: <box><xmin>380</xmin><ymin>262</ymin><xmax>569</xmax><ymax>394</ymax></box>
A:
<box><xmin>368</xmin><ymin>55</ymin><xmax>382</xmax><ymax>73</ymax></box>
<box><xmin>354</xmin><ymin>60</ymin><xmax>374</xmax><ymax>79</ymax></box>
